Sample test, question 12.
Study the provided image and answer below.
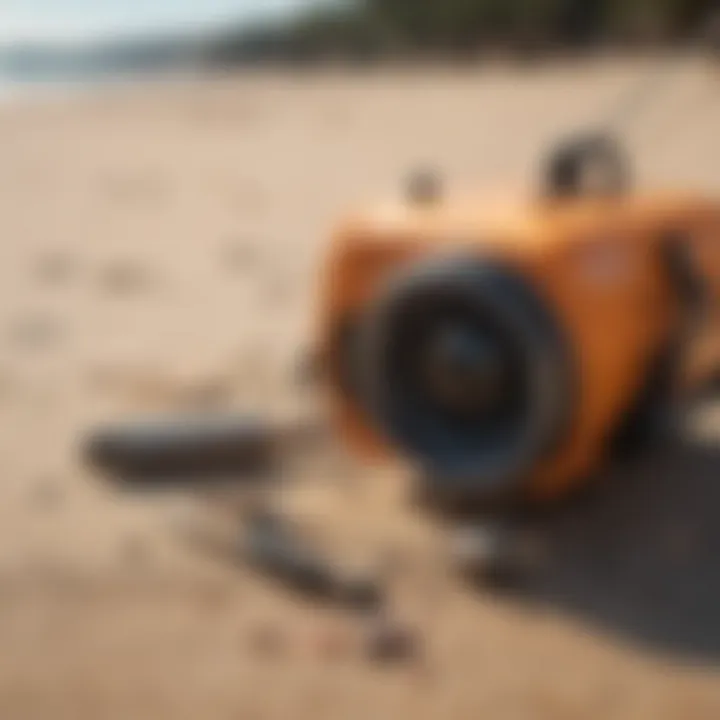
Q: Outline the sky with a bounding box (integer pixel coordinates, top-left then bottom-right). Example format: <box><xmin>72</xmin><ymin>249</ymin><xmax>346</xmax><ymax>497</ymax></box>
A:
<box><xmin>0</xmin><ymin>0</ymin><xmax>323</xmax><ymax>46</ymax></box>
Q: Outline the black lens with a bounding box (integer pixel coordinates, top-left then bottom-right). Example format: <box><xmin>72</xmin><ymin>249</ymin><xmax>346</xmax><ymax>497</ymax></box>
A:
<box><xmin>355</xmin><ymin>256</ymin><xmax>572</xmax><ymax>499</ymax></box>
<box><xmin>421</xmin><ymin>319</ymin><xmax>509</xmax><ymax>419</ymax></box>
<box><xmin>385</xmin><ymin>293</ymin><xmax>529</xmax><ymax>455</ymax></box>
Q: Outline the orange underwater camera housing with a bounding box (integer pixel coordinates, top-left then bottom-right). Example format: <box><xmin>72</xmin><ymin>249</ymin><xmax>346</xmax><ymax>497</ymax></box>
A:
<box><xmin>318</xmin><ymin>135</ymin><xmax>720</xmax><ymax>503</ymax></box>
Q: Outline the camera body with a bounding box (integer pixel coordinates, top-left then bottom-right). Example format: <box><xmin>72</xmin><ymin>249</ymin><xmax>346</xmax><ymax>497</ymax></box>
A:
<box><xmin>318</xmin><ymin>154</ymin><xmax>720</xmax><ymax>503</ymax></box>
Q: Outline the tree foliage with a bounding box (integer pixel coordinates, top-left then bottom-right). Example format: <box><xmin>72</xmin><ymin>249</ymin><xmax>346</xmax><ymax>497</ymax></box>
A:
<box><xmin>208</xmin><ymin>0</ymin><xmax>720</xmax><ymax>63</ymax></box>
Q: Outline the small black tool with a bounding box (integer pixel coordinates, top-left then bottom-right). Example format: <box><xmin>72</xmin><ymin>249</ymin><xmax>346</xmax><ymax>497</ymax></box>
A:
<box><xmin>84</xmin><ymin>414</ymin><xmax>276</xmax><ymax>483</ymax></box>
<box><xmin>243</xmin><ymin>511</ymin><xmax>383</xmax><ymax>612</ymax></box>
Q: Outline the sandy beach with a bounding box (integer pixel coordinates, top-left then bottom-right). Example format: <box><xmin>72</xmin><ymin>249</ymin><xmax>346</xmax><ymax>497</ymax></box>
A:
<box><xmin>0</xmin><ymin>56</ymin><xmax>719</xmax><ymax>719</ymax></box>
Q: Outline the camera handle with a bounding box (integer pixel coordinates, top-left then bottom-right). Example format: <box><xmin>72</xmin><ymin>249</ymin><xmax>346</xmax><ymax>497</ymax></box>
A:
<box><xmin>543</xmin><ymin>132</ymin><xmax>631</xmax><ymax>199</ymax></box>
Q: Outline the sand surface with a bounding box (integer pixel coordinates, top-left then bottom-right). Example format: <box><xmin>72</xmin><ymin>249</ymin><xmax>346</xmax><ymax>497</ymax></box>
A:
<box><xmin>1</xmin><ymin>56</ymin><xmax>720</xmax><ymax>719</ymax></box>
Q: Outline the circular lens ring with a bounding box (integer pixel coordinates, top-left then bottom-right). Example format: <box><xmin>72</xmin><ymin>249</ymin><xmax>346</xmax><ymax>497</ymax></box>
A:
<box><xmin>358</xmin><ymin>255</ymin><xmax>574</xmax><ymax>499</ymax></box>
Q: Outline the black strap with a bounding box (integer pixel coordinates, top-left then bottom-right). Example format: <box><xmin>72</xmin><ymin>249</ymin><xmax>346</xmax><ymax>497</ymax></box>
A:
<box><xmin>660</xmin><ymin>231</ymin><xmax>709</xmax><ymax>382</ymax></box>
<box><xmin>609</xmin><ymin>232</ymin><xmax>709</xmax><ymax>459</ymax></box>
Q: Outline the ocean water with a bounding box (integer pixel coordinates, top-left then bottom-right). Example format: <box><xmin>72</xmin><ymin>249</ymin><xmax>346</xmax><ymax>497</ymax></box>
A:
<box><xmin>0</xmin><ymin>44</ymin><xmax>200</xmax><ymax>102</ymax></box>
<box><xmin>0</xmin><ymin>0</ymin><xmax>316</xmax><ymax>101</ymax></box>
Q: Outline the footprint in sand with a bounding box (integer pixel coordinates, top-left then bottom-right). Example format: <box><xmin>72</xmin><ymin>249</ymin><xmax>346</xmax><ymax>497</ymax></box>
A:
<box><xmin>8</xmin><ymin>313</ymin><xmax>64</xmax><ymax>351</ymax></box>
<box><xmin>28</xmin><ymin>476</ymin><xmax>66</xmax><ymax>513</ymax></box>
<box><xmin>35</xmin><ymin>251</ymin><xmax>79</xmax><ymax>287</ymax></box>
<box><xmin>222</xmin><ymin>236</ymin><xmax>262</xmax><ymax>275</ymax></box>
<box><xmin>98</xmin><ymin>259</ymin><xmax>156</xmax><ymax>297</ymax></box>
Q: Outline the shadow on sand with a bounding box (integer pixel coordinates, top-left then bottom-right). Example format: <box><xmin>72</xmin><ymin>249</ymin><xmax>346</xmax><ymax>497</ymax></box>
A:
<box><xmin>489</xmin><ymin>407</ymin><xmax>720</xmax><ymax>663</ymax></box>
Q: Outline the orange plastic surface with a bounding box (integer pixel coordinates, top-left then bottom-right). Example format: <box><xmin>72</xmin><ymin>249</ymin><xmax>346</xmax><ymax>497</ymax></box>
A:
<box><xmin>318</xmin><ymin>191</ymin><xmax>720</xmax><ymax>500</ymax></box>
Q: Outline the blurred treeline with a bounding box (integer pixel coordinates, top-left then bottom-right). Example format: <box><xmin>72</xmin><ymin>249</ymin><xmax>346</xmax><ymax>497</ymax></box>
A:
<box><xmin>209</xmin><ymin>0</ymin><xmax>720</xmax><ymax>64</ymax></box>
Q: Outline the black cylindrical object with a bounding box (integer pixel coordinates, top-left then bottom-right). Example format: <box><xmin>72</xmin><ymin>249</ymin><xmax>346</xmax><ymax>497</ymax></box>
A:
<box><xmin>84</xmin><ymin>414</ymin><xmax>276</xmax><ymax>482</ymax></box>
<box><xmin>244</xmin><ymin>512</ymin><xmax>383</xmax><ymax>611</ymax></box>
